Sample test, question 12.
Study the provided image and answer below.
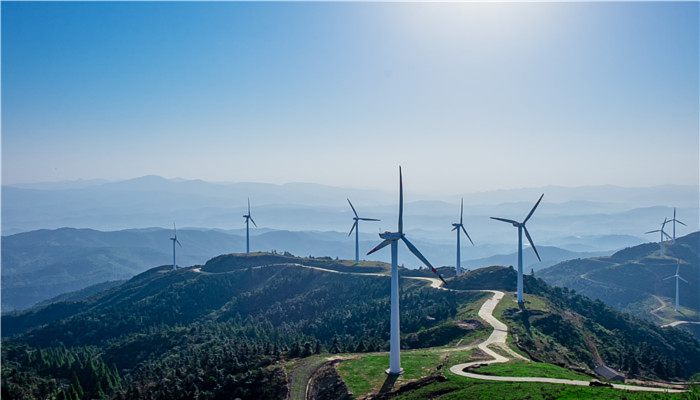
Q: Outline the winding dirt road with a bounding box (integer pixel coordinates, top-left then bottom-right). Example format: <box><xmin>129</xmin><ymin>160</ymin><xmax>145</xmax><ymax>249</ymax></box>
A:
<box><xmin>191</xmin><ymin>263</ymin><xmax>685</xmax><ymax>394</ymax></box>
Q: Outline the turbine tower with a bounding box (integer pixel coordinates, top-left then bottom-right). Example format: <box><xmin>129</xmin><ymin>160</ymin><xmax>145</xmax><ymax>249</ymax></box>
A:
<box><xmin>663</xmin><ymin>260</ymin><xmax>688</xmax><ymax>311</ymax></box>
<box><xmin>645</xmin><ymin>218</ymin><xmax>671</xmax><ymax>255</ymax></box>
<box><xmin>347</xmin><ymin>198</ymin><xmax>380</xmax><ymax>263</ymax></box>
<box><xmin>243</xmin><ymin>198</ymin><xmax>257</xmax><ymax>254</ymax></box>
<box><xmin>491</xmin><ymin>194</ymin><xmax>544</xmax><ymax>305</ymax></box>
<box><xmin>667</xmin><ymin>208</ymin><xmax>686</xmax><ymax>244</ymax></box>
<box><xmin>451</xmin><ymin>198</ymin><xmax>474</xmax><ymax>275</ymax></box>
<box><xmin>367</xmin><ymin>166</ymin><xmax>445</xmax><ymax>375</ymax></box>
<box><xmin>170</xmin><ymin>223</ymin><xmax>182</xmax><ymax>269</ymax></box>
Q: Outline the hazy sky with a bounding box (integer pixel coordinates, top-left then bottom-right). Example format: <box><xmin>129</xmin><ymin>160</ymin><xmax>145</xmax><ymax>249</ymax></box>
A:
<box><xmin>2</xmin><ymin>2</ymin><xmax>698</xmax><ymax>193</ymax></box>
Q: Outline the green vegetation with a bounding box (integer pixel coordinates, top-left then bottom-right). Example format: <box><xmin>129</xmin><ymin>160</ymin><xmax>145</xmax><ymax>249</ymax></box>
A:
<box><xmin>2</xmin><ymin>256</ymin><xmax>484</xmax><ymax>400</ymax></box>
<box><xmin>393</xmin><ymin>374</ymin><xmax>689</xmax><ymax>400</ymax></box>
<box><xmin>4</xmin><ymin>253</ymin><xmax>699</xmax><ymax>399</ymax></box>
<box><xmin>336</xmin><ymin>350</ymin><xmax>444</xmax><ymax>396</ymax></box>
<box><xmin>471</xmin><ymin>361</ymin><xmax>592</xmax><ymax>381</ymax></box>
<box><xmin>539</xmin><ymin>231</ymin><xmax>700</xmax><ymax>322</ymax></box>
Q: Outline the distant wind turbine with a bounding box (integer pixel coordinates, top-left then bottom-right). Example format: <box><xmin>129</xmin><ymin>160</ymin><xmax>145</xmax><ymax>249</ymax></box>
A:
<box><xmin>667</xmin><ymin>208</ymin><xmax>686</xmax><ymax>244</ymax></box>
<box><xmin>347</xmin><ymin>199</ymin><xmax>380</xmax><ymax>263</ymax></box>
<box><xmin>645</xmin><ymin>218</ymin><xmax>671</xmax><ymax>255</ymax></box>
<box><xmin>243</xmin><ymin>198</ymin><xmax>257</xmax><ymax>254</ymax></box>
<box><xmin>170</xmin><ymin>223</ymin><xmax>182</xmax><ymax>269</ymax></box>
<box><xmin>451</xmin><ymin>198</ymin><xmax>474</xmax><ymax>275</ymax></box>
<box><xmin>663</xmin><ymin>259</ymin><xmax>688</xmax><ymax>312</ymax></box>
<box><xmin>491</xmin><ymin>194</ymin><xmax>544</xmax><ymax>305</ymax></box>
<box><xmin>645</xmin><ymin>219</ymin><xmax>671</xmax><ymax>243</ymax></box>
<box><xmin>367</xmin><ymin>166</ymin><xmax>445</xmax><ymax>375</ymax></box>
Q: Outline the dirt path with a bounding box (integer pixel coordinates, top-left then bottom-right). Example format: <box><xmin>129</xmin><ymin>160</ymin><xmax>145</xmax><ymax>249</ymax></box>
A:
<box><xmin>190</xmin><ymin>262</ymin><xmax>685</xmax><ymax>394</ymax></box>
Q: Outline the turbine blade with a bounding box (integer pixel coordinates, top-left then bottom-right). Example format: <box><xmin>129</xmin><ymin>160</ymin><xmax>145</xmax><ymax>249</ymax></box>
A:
<box><xmin>663</xmin><ymin>231</ymin><xmax>671</xmax><ymax>240</ymax></box>
<box><xmin>679</xmin><ymin>275</ymin><xmax>689</xmax><ymax>284</ymax></box>
<box><xmin>248</xmin><ymin>197</ymin><xmax>250</xmax><ymax>214</ymax></box>
<box><xmin>524</xmin><ymin>193</ymin><xmax>544</xmax><ymax>223</ymax></box>
<box><xmin>663</xmin><ymin>275</ymin><xmax>674</xmax><ymax>281</ymax></box>
<box><xmin>491</xmin><ymin>217</ymin><xmax>519</xmax><ymax>225</ymax></box>
<box><xmin>461</xmin><ymin>225</ymin><xmax>474</xmax><ymax>245</ymax></box>
<box><xmin>348</xmin><ymin>221</ymin><xmax>357</xmax><ymax>236</ymax></box>
<box><xmin>401</xmin><ymin>236</ymin><xmax>445</xmax><ymax>284</ymax></box>
<box><xmin>645</xmin><ymin>230</ymin><xmax>660</xmax><ymax>234</ymax></box>
<box><xmin>250</xmin><ymin>217</ymin><xmax>257</xmax><ymax>228</ymax></box>
<box><xmin>367</xmin><ymin>239</ymin><xmax>391</xmax><ymax>255</ymax></box>
<box><xmin>460</xmin><ymin>198</ymin><xmax>464</xmax><ymax>225</ymax></box>
<box><xmin>676</xmin><ymin>219</ymin><xmax>687</xmax><ymax>226</ymax></box>
<box><xmin>523</xmin><ymin>226</ymin><xmax>541</xmax><ymax>262</ymax></box>
<box><xmin>398</xmin><ymin>166</ymin><xmax>403</xmax><ymax>234</ymax></box>
<box><xmin>176</xmin><ymin>239</ymin><xmax>182</xmax><ymax>247</ymax></box>
<box><xmin>359</xmin><ymin>218</ymin><xmax>380</xmax><ymax>221</ymax></box>
<box><xmin>451</xmin><ymin>226</ymin><xmax>458</xmax><ymax>231</ymax></box>
<box><xmin>347</xmin><ymin>198</ymin><xmax>358</xmax><ymax>218</ymax></box>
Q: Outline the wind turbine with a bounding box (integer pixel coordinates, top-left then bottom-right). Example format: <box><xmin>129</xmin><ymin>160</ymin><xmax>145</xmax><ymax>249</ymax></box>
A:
<box><xmin>645</xmin><ymin>218</ymin><xmax>671</xmax><ymax>243</ymax></box>
<box><xmin>367</xmin><ymin>166</ymin><xmax>445</xmax><ymax>375</ymax></box>
<box><xmin>451</xmin><ymin>198</ymin><xmax>474</xmax><ymax>275</ymax></box>
<box><xmin>491</xmin><ymin>194</ymin><xmax>544</xmax><ymax>305</ymax></box>
<box><xmin>645</xmin><ymin>218</ymin><xmax>671</xmax><ymax>255</ymax></box>
<box><xmin>347</xmin><ymin>199</ymin><xmax>380</xmax><ymax>263</ymax></box>
<box><xmin>243</xmin><ymin>198</ymin><xmax>257</xmax><ymax>254</ymax></box>
<box><xmin>663</xmin><ymin>259</ymin><xmax>688</xmax><ymax>311</ymax></box>
<box><xmin>170</xmin><ymin>223</ymin><xmax>182</xmax><ymax>269</ymax></box>
<box><xmin>667</xmin><ymin>208</ymin><xmax>686</xmax><ymax>244</ymax></box>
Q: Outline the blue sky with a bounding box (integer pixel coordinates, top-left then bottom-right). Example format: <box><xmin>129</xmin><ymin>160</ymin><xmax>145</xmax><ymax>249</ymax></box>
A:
<box><xmin>2</xmin><ymin>2</ymin><xmax>698</xmax><ymax>193</ymax></box>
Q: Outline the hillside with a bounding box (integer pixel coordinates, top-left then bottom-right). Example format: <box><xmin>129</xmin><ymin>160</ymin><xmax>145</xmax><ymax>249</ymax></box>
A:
<box><xmin>464</xmin><ymin>246</ymin><xmax>610</xmax><ymax>272</ymax></box>
<box><xmin>539</xmin><ymin>231</ymin><xmax>700</xmax><ymax>324</ymax></box>
<box><xmin>1</xmin><ymin>254</ymin><xmax>485</xmax><ymax>399</ymax></box>
<box><xmin>3</xmin><ymin>254</ymin><xmax>699</xmax><ymax>400</ymax></box>
<box><xmin>2</xmin><ymin>227</ymin><xmax>604</xmax><ymax>312</ymax></box>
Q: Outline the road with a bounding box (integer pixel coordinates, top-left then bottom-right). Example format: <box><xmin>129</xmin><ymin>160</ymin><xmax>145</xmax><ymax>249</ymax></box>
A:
<box><xmin>189</xmin><ymin>263</ymin><xmax>685</xmax><ymax>394</ymax></box>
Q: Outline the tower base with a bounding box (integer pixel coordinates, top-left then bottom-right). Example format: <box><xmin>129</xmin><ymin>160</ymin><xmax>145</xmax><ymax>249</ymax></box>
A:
<box><xmin>385</xmin><ymin>368</ymin><xmax>404</xmax><ymax>375</ymax></box>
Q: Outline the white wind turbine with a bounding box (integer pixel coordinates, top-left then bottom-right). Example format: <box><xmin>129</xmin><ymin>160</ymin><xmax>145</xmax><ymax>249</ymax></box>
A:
<box><xmin>367</xmin><ymin>166</ymin><xmax>445</xmax><ymax>375</ymax></box>
<box><xmin>491</xmin><ymin>194</ymin><xmax>544</xmax><ymax>305</ymax></box>
<box><xmin>347</xmin><ymin>198</ymin><xmax>380</xmax><ymax>263</ymax></box>
<box><xmin>243</xmin><ymin>198</ymin><xmax>257</xmax><ymax>254</ymax></box>
<box><xmin>663</xmin><ymin>259</ymin><xmax>688</xmax><ymax>312</ymax></box>
<box><xmin>169</xmin><ymin>223</ymin><xmax>182</xmax><ymax>269</ymax></box>
<box><xmin>667</xmin><ymin>208</ymin><xmax>686</xmax><ymax>244</ymax></box>
<box><xmin>645</xmin><ymin>218</ymin><xmax>671</xmax><ymax>255</ymax></box>
<box><xmin>451</xmin><ymin>198</ymin><xmax>474</xmax><ymax>276</ymax></box>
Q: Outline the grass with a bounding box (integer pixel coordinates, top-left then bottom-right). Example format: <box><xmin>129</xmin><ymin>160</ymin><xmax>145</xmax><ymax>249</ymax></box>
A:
<box><xmin>455</xmin><ymin>291</ymin><xmax>491</xmax><ymax>320</ymax></box>
<box><xmin>471</xmin><ymin>361</ymin><xmax>592</xmax><ymax>381</ymax></box>
<box><xmin>393</xmin><ymin>373</ymin><xmax>691</xmax><ymax>400</ymax></box>
<box><xmin>336</xmin><ymin>350</ymin><xmax>446</xmax><ymax>397</ymax></box>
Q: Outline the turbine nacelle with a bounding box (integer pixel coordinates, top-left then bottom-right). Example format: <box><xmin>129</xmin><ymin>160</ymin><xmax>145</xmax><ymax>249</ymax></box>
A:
<box><xmin>379</xmin><ymin>231</ymin><xmax>403</xmax><ymax>240</ymax></box>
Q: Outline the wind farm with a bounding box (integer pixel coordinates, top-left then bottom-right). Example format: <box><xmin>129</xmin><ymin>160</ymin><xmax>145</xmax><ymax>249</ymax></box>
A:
<box><xmin>3</xmin><ymin>2</ymin><xmax>699</xmax><ymax>400</ymax></box>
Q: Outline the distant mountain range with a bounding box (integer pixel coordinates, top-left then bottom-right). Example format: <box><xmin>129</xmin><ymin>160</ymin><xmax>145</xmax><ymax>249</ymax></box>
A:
<box><xmin>539</xmin><ymin>231</ymin><xmax>700</xmax><ymax>322</ymax></box>
<box><xmin>3</xmin><ymin>176</ymin><xmax>697</xmax><ymax>246</ymax></box>
<box><xmin>2</xmin><ymin>227</ymin><xmax>609</xmax><ymax>312</ymax></box>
